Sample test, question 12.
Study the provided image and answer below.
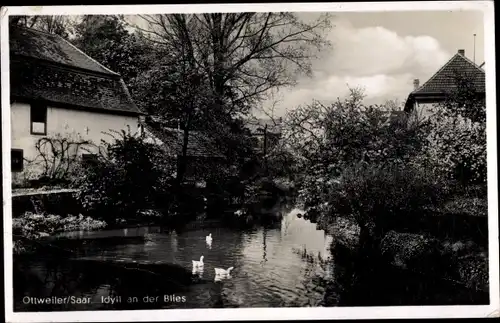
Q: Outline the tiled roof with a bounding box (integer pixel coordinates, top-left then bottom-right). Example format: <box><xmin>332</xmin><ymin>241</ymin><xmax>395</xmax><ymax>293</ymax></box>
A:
<box><xmin>10</xmin><ymin>27</ymin><xmax>118</xmax><ymax>76</ymax></box>
<box><xmin>144</xmin><ymin>122</ymin><xmax>225</xmax><ymax>158</ymax></box>
<box><xmin>9</xmin><ymin>26</ymin><xmax>141</xmax><ymax>115</ymax></box>
<box><xmin>411</xmin><ymin>52</ymin><xmax>486</xmax><ymax>97</ymax></box>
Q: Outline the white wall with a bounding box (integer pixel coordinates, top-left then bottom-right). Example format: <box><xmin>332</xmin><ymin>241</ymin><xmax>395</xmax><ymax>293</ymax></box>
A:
<box><xmin>11</xmin><ymin>102</ymin><xmax>140</xmax><ymax>184</ymax></box>
<box><xmin>413</xmin><ymin>102</ymin><xmax>439</xmax><ymax>120</ymax></box>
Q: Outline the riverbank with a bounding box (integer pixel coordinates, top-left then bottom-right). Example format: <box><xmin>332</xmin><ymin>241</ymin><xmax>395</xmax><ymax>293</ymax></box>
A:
<box><xmin>315</xmin><ymin>191</ymin><xmax>489</xmax><ymax>306</ymax></box>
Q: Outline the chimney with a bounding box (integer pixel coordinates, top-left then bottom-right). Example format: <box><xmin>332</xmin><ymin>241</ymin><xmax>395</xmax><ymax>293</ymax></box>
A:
<box><xmin>458</xmin><ymin>49</ymin><xmax>465</xmax><ymax>56</ymax></box>
<box><xmin>413</xmin><ymin>79</ymin><xmax>420</xmax><ymax>90</ymax></box>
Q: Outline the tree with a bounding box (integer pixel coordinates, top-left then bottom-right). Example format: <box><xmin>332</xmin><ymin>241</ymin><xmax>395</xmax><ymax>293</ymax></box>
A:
<box><xmin>136</xmin><ymin>13</ymin><xmax>331</xmax><ymax>113</ymax></box>
<box><xmin>131</xmin><ymin>13</ymin><xmax>332</xmax><ymax>184</ymax></box>
<box><xmin>9</xmin><ymin>15</ymin><xmax>74</xmax><ymax>39</ymax></box>
<box><xmin>72</xmin><ymin>15</ymin><xmax>150</xmax><ymax>85</ymax></box>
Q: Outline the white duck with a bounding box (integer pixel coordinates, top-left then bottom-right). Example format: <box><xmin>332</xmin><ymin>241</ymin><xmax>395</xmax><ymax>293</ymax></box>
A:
<box><xmin>206</xmin><ymin>233</ymin><xmax>213</xmax><ymax>244</ymax></box>
<box><xmin>214</xmin><ymin>266</ymin><xmax>234</xmax><ymax>278</ymax></box>
<box><xmin>192</xmin><ymin>256</ymin><xmax>204</xmax><ymax>269</ymax></box>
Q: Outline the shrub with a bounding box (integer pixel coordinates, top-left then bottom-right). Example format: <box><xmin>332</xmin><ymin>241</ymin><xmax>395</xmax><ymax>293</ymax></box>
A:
<box><xmin>13</xmin><ymin>212</ymin><xmax>107</xmax><ymax>238</ymax></box>
<box><xmin>12</xmin><ymin>212</ymin><xmax>107</xmax><ymax>254</ymax></box>
<box><xmin>288</xmin><ymin>89</ymin><xmax>433</xmax><ymax>222</ymax></box>
<box><xmin>380</xmin><ymin>231</ymin><xmax>442</xmax><ymax>272</ymax></box>
<box><xmin>286</xmin><ymin>89</ymin><xmax>430</xmax><ymax>184</ymax></box>
<box><xmin>324</xmin><ymin>163</ymin><xmax>451</xmax><ymax>239</ymax></box>
<box><xmin>422</xmin><ymin>72</ymin><xmax>486</xmax><ymax>185</ymax></box>
<box><xmin>423</xmin><ymin>110</ymin><xmax>486</xmax><ymax>185</ymax></box>
<box><xmin>74</xmin><ymin>129</ymin><xmax>175</xmax><ymax>221</ymax></box>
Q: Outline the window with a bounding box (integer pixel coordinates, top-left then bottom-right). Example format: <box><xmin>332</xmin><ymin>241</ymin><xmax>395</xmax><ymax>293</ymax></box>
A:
<box><xmin>11</xmin><ymin>149</ymin><xmax>23</xmax><ymax>172</ymax></box>
<box><xmin>30</xmin><ymin>103</ymin><xmax>47</xmax><ymax>135</ymax></box>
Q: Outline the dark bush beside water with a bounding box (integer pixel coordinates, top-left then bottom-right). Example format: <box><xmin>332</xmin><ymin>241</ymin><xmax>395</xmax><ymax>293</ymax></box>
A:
<box><xmin>323</xmin><ymin>242</ymin><xmax>489</xmax><ymax>306</ymax></box>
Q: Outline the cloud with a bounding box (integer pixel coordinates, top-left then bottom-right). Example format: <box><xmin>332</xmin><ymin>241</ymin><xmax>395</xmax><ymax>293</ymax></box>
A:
<box><xmin>258</xmin><ymin>18</ymin><xmax>451</xmax><ymax>117</ymax></box>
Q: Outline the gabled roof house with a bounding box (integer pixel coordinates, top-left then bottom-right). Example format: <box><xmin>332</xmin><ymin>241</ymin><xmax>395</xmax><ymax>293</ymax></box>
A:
<box><xmin>143</xmin><ymin>117</ymin><xmax>224</xmax><ymax>159</ymax></box>
<box><xmin>9</xmin><ymin>26</ymin><xmax>143</xmax><ymax>184</ymax></box>
<box><xmin>404</xmin><ymin>49</ymin><xmax>486</xmax><ymax>115</ymax></box>
<box><xmin>10</xmin><ymin>26</ymin><xmax>142</xmax><ymax>116</ymax></box>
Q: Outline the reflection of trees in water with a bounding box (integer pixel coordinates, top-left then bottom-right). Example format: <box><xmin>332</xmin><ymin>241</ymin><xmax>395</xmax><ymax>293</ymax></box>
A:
<box><xmin>290</xmin><ymin>246</ymin><xmax>336</xmax><ymax>306</ymax></box>
<box><xmin>14</xmin><ymin>257</ymin><xmax>105</xmax><ymax>311</ymax></box>
<box><xmin>211</xmin><ymin>281</ymin><xmax>225</xmax><ymax>308</ymax></box>
<box><xmin>15</xmin><ymin>255</ymin><xmax>195</xmax><ymax>311</ymax></box>
<box><xmin>261</xmin><ymin>228</ymin><xmax>268</xmax><ymax>265</ymax></box>
<box><xmin>171</xmin><ymin>230</ymin><xmax>178</xmax><ymax>252</ymax></box>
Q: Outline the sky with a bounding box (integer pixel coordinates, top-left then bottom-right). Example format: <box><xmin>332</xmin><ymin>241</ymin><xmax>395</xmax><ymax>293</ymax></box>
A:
<box><xmin>126</xmin><ymin>10</ymin><xmax>485</xmax><ymax>118</ymax></box>
<box><xmin>258</xmin><ymin>10</ymin><xmax>485</xmax><ymax>118</ymax></box>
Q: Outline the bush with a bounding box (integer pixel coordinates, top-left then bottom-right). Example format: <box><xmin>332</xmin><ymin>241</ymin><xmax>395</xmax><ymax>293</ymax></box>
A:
<box><xmin>289</xmin><ymin>89</ymin><xmax>433</xmax><ymax>222</ymax></box>
<box><xmin>286</xmin><ymin>89</ymin><xmax>430</xmax><ymax>184</ymax></box>
<box><xmin>13</xmin><ymin>212</ymin><xmax>107</xmax><ymax>254</ymax></box>
<box><xmin>74</xmin><ymin>129</ymin><xmax>175</xmax><ymax>222</ymax></box>
<box><xmin>380</xmin><ymin>231</ymin><xmax>442</xmax><ymax>271</ymax></box>
<box><xmin>322</xmin><ymin>163</ymin><xmax>452</xmax><ymax>246</ymax></box>
<box><xmin>421</xmin><ymin>72</ymin><xmax>486</xmax><ymax>185</ymax></box>
<box><xmin>423</xmin><ymin>110</ymin><xmax>486</xmax><ymax>185</ymax></box>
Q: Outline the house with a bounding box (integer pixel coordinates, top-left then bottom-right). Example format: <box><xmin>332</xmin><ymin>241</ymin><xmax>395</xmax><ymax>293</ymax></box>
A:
<box><xmin>9</xmin><ymin>26</ymin><xmax>143</xmax><ymax>184</ymax></box>
<box><xmin>403</xmin><ymin>49</ymin><xmax>486</xmax><ymax>118</ymax></box>
<box><xmin>245</xmin><ymin>118</ymin><xmax>283</xmax><ymax>155</ymax></box>
<box><xmin>142</xmin><ymin>117</ymin><xmax>225</xmax><ymax>182</ymax></box>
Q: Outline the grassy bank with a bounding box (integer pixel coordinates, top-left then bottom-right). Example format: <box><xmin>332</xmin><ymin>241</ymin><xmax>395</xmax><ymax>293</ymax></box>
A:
<box><xmin>12</xmin><ymin>212</ymin><xmax>107</xmax><ymax>255</ymax></box>
<box><xmin>316</xmin><ymin>186</ymin><xmax>489</xmax><ymax>306</ymax></box>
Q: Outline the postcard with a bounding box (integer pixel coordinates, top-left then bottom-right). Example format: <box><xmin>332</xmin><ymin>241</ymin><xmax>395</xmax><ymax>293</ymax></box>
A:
<box><xmin>1</xmin><ymin>1</ymin><xmax>498</xmax><ymax>322</ymax></box>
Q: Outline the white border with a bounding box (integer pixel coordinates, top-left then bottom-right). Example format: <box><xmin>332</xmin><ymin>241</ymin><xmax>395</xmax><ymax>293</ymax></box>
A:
<box><xmin>2</xmin><ymin>2</ymin><xmax>498</xmax><ymax>321</ymax></box>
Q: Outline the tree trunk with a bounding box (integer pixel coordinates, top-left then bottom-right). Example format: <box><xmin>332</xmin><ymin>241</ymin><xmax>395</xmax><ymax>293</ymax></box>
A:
<box><xmin>263</xmin><ymin>124</ymin><xmax>269</xmax><ymax>176</ymax></box>
<box><xmin>176</xmin><ymin>113</ymin><xmax>193</xmax><ymax>187</ymax></box>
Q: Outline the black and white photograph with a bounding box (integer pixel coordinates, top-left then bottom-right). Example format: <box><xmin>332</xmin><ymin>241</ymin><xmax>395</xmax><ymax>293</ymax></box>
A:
<box><xmin>1</xmin><ymin>2</ymin><xmax>498</xmax><ymax>321</ymax></box>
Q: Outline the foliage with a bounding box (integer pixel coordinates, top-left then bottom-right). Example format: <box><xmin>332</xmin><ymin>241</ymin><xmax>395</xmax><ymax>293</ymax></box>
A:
<box><xmin>74</xmin><ymin>128</ymin><xmax>175</xmax><ymax>221</ymax></box>
<box><xmin>318</xmin><ymin>163</ymin><xmax>450</xmax><ymax>240</ymax></box>
<box><xmin>130</xmin><ymin>51</ymin><xmax>210</xmax><ymax>127</ymax></box>
<box><xmin>423</xmin><ymin>113</ymin><xmax>486</xmax><ymax>184</ymax></box>
<box><xmin>439</xmin><ymin>195</ymin><xmax>488</xmax><ymax>217</ymax></box>
<box><xmin>13</xmin><ymin>212</ymin><xmax>107</xmax><ymax>254</ymax></box>
<box><xmin>9</xmin><ymin>15</ymin><xmax>75</xmax><ymax>39</ymax></box>
<box><xmin>72</xmin><ymin>15</ymin><xmax>150</xmax><ymax>85</ymax></box>
<box><xmin>265</xmin><ymin>146</ymin><xmax>299</xmax><ymax>179</ymax></box>
<box><xmin>286</xmin><ymin>88</ymin><xmax>431</xmax><ymax>199</ymax></box>
<box><xmin>13</xmin><ymin>212</ymin><xmax>107</xmax><ymax>239</ymax></box>
<box><xmin>422</xmin><ymin>73</ymin><xmax>486</xmax><ymax>184</ymax></box>
<box><xmin>439</xmin><ymin>71</ymin><xmax>486</xmax><ymax>124</ymax></box>
<box><xmin>131</xmin><ymin>13</ymin><xmax>332</xmax><ymax>184</ymax></box>
<box><xmin>380</xmin><ymin>231</ymin><xmax>442</xmax><ymax>270</ymax></box>
<box><xmin>136</xmin><ymin>13</ymin><xmax>332</xmax><ymax>111</ymax></box>
<box><xmin>286</xmin><ymin>88</ymin><xmax>459</xmax><ymax>253</ymax></box>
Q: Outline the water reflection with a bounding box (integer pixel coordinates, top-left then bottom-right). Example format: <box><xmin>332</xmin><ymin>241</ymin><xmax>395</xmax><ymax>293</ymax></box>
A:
<box><xmin>15</xmin><ymin>207</ymin><xmax>336</xmax><ymax>310</ymax></box>
<box><xmin>192</xmin><ymin>266</ymin><xmax>204</xmax><ymax>279</ymax></box>
<box><xmin>171</xmin><ymin>231</ymin><xmax>178</xmax><ymax>252</ymax></box>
